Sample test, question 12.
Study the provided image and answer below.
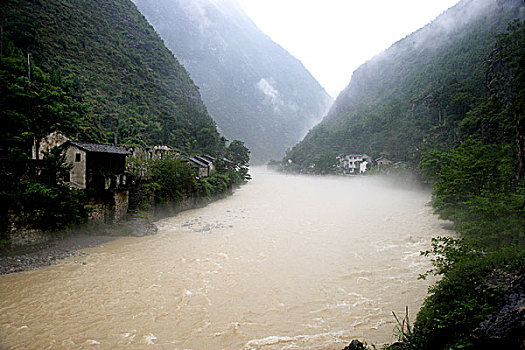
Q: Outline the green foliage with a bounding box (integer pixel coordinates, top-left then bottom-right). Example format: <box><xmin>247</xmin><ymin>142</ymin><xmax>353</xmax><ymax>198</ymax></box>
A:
<box><xmin>397</xmin><ymin>19</ymin><xmax>525</xmax><ymax>350</ymax></box>
<box><xmin>0</xmin><ymin>0</ymin><xmax>222</xmax><ymax>154</ymax></box>
<box><xmin>132</xmin><ymin>154</ymin><xmax>249</xmax><ymax>209</ymax></box>
<box><xmin>15</xmin><ymin>180</ymin><xmax>87</xmax><ymax>232</ymax></box>
<box><xmin>0</xmin><ymin>55</ymin><xmax>81</xmax><ymax>158</ymax></box>
<box><xmin>147</xmin><ymin>156</ymin><xmax>197</xmax><ymax>203</ymax></box>
<box><xmin>200</xmin><ymin>173</ymin><xmax>232</xmax><ymax>200</ymax></box>
<box><xmin>312</xmin><ymin>153</ymin><xmax>338</xmax><ymax>175</ymax></box>
<box><xmin>392</xmin><ymin>307</ymin><xmax>413</xmax><ymax>345</ymax></box>
<box><xmin>226</xmin><ymin>140</ymin><xmax>251</xmax><ymax>182</ymax></box>
<box><xmin>0</xmin><ymin>148</ymin><xmax>87</xmax><ymax>234</ymax></box>
<box><xmin>0</xmin><ymin>54</ymin><xmax>87</xmax><ymax>235</ymax></box>
<box><xmin>227</xmin><ymin>140</ymin><xmax>250</xmax><ymax>168</ymax></box>
<box><xmin>421</xmin><ymin>140</ymin><xmax>514</xmax><ymax>220</ymax></box>
<box><xmin>405</xmin><ymin>237</ymin><xmax>524</xmax><ymax>350</ymax></box>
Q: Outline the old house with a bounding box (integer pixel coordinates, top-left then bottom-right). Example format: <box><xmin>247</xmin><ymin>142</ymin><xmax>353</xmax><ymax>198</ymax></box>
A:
<box><xmin>33</xmin><ymin>132</ymin><xmax>131</xmax><ymax>190</ymax></box>
<box><xmin>375</xmin><ymin>156</ymin><xmax>394</xmax><ymax>167</ymax></box>
<box><xmin>195</xmin><ymin>155</ymin><xmax>215</xmax><ymax>175</ymax></box>
<box><xmin>188</xmin><ymin>157</ymin><xmax>211</xmax><ymax>178</ymax></box>
<box><xmin>33</xmin><ymin>132</ymin><xmax>132</xmax><ymax>223</ymax></box>
<box><xmin>65</xmin><ymin>141</ymin><xmax>130</xmax><ymax>190</ymax></box>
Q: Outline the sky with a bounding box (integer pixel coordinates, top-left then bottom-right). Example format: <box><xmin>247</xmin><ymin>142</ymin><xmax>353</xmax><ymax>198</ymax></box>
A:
<box><xmin>237</xmin><ymin>0</ymin><xmax>461</xmax><ymax>97</ymax></box>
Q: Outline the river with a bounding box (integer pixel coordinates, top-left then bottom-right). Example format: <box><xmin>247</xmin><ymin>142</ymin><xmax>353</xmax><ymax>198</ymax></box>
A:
<box><xmin>0</xmin><ymin>169</ymin><xmax>449</xmax><ymax>349</ymax></box>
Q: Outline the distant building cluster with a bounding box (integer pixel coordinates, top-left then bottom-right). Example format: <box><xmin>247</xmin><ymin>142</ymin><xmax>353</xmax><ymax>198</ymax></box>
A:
<box><xmin>336</xmin><ymin>154</ymin><xmax>372</xmax><ymax>174</ymax></box>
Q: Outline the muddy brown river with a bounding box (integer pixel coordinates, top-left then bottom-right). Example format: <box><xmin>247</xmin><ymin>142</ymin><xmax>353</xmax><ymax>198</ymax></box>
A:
<box><xmin>0</xmin><ymin>169</ymin><xmax>448</xmax><ymax>349</ymax></box>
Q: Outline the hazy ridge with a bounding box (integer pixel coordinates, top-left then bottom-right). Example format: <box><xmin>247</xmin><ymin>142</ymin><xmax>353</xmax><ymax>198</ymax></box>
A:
<box><xmin>285</xmin><ymin>0</ymin><xmax>524</xmax><ymax>167</ymax></box>
<box><xmin>133</xmin><ymin>0</ymin><xmax>333</xmax><ymax>163</ymax></box>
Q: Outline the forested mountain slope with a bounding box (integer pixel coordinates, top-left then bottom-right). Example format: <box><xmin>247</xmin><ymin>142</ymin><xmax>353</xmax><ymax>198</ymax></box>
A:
<box><xmin>1</xmin><ymin>0</ymin><xmax>223</xmax><ymax>154</ymax></box>
<box><xmin>285</xmin><ymin>0</ymin><xmax>525</xmax><ymax>169</ymax></box>
<box><xmin>132</xmin><ymin>0</ymin><xmax>333</xmax><ymax>163</ymax></box>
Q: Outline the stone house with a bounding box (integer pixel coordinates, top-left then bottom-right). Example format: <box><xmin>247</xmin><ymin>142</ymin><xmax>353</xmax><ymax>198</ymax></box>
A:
<box><xmin>32</xmin><ymin>132</ymin><xmax>132</xmax><ymax>223</ymax></box>
<box><xmin>65</xmin><ymin>141</ymin><xmax>131</xmax><ymax>190</ymax></box>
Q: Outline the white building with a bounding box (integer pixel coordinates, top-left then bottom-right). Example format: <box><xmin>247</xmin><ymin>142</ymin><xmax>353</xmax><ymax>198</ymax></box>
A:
<box><xmin>337</xmin><ymin>154</ymin><xmax>371</xmax><ymax>174</ymax></box>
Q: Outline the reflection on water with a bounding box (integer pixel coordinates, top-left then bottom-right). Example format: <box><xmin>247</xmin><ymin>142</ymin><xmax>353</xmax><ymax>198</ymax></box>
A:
<box><xmin>0</xmin><ymin>168</ymin><xmax>448</xmax><ymax>349</ymax></box>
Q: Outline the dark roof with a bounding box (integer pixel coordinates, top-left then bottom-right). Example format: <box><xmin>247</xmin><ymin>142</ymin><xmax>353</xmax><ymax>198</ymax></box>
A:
<box><xmin>194</xmin><ymin>155</ymin><xmax>212</xmax><ymax>165</ymax></box>
<box><xmin>200</xmin><ymin>154</ymin><xmax>216</xmax><ymax>162</ymax></box>
<box><xmin>68</xmin><ymin>141</ymin><xmax>131</xmax><ymax>155</ymax></box>
<box><xmin>188</xmin><ymin>157</ymin><xmax>208</xmax><ymax>168</ymax></box>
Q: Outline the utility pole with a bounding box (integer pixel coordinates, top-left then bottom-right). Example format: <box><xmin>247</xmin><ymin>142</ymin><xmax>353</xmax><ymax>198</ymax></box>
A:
<box><xmin>27</xmin><ymin>52</ymin><xmax>31</xmax><ymax>81</ymax></box>
<box><xmin>1</xmin><ymin>24</ymin><xmax>3</xmax><ymax>56</ymax></box>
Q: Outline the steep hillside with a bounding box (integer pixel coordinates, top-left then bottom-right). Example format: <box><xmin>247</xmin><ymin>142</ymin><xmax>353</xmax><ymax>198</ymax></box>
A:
<box><xmin>132</xmin><ymin>0</ymin><xmax>333</xmax><ymax>163</ymax></box>
<box><xmin>0</xmin><ymin>0</ymin><xmax>223</xmax><ymax>154</ymax></box>
<box><xmin>284</xmin><ymin>0</ymin><xmax>525</xmax><ymax>169</ymax></box>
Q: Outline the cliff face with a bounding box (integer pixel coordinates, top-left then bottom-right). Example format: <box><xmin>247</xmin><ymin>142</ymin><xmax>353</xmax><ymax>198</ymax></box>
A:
<box><xmin>133</xmin><ymin>0</ymin><xmax>333</xmax><ymax>163</ymax></box>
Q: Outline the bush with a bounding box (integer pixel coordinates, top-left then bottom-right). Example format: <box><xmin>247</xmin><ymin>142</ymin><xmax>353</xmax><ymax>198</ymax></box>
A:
<box><xmin>405</xmin><ymin>238</ymin><xmax>524</xmax><ymax>350</ymax></box>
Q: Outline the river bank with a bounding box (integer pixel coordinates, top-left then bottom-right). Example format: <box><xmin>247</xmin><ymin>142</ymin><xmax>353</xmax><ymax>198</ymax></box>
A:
<box><xmin>0</xmin><ymin>234</ymin><xmax>117</xmax><ymax>275</ymax></box>
<box><xmin>0</xmin><ymin>213</ymin><xmax>160</xmax><ymax>275</ymax></box>
<box><xmin>0</xmin><ymin>182</ymin><xmax>240</xmax><ymax>276</ymax></box>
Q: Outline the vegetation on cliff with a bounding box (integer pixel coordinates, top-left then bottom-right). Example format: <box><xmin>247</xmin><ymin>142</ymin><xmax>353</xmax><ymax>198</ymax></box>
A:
<box><xmin>0</xmin><ymin>0</ymin><xmax>223</xmax><ymax>154</ymax></box>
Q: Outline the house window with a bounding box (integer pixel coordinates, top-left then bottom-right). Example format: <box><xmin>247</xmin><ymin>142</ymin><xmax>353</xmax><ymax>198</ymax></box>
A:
<box><xmin>75</xmin><ymin>153</ymin><xmax>81</xmax><ymax>162</ymax></box>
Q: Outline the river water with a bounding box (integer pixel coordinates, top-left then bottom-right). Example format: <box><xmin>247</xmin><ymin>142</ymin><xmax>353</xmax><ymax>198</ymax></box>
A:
<box><xmin>0</xmin><ymin>169</ymin><xmax>449</xmax><ymax>349</ymax></box>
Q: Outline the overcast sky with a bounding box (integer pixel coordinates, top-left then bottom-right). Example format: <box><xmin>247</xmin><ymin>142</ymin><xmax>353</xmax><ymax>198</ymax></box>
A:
<box><xmin>237</xmin><ymin>0</ymin><xmax>461</xmax><ymax>97</ymax></box>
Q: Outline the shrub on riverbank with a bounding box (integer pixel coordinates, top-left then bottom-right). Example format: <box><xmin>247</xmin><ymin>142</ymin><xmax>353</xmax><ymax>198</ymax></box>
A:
<box><xmin>130</xmin><ymin>155</ymin><xmax>249</xmax><ymax>213</ymax></box>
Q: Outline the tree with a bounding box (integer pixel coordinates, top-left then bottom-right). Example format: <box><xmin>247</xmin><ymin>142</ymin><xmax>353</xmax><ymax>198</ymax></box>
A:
<box><xmin>227</xmin><ymin>140</ymin><xmax>250</xmax><ymax>168</ymax></box>
<box><xmin>313</xmin><ymin>153</ymin><xmax>337</xmax><ymax>175</ymax></box>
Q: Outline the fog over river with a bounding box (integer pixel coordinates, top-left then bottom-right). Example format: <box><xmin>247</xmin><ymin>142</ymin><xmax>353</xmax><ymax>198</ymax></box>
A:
<box><xmin>0</xmin><ymin>168</ymin><xmax>450</xmax><ymax>349</ymax></box>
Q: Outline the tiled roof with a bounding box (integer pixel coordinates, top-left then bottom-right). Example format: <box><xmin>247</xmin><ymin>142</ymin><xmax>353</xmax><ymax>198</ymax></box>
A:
<box><xmin>188</xmin><ymin>157</ymin><xmax>208</xmax><ymax>168</ymax></box>
<box><xmin>200</xmin><ymin>154</ymin><xmax>216</xmax><ymax>162</ymax></box>
<box><xmin>194</xmin><ymin>156</ymin><xmax>212</xmax><ymax>165</ymax></box>
<box><xmin>69</xmin><ymin>141</ymin><xmax>131</xmax><ymax>155</ymax></box>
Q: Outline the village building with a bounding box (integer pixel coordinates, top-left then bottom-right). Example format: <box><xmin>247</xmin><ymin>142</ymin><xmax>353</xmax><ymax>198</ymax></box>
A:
<box><xmin>187</xmin><ymin>157</ymin><xmax>212</xmax><ymax>178</ymax></box>
<box><xmin>375</xmin><ymin>156</ymin><xmax>394</xmax><ymax>167</ymax></box>
<box><xmin>337</xmin><ymin>154</ymin><xmax>371</xmax><ymax>174</ymax></box>
<box><xmin>194</xmin><ymin>155</ymin><xmax>216</xmax><ymax>175</ymax></box>
<box><xmin>33</xmin><ymin>132</ymin><xmax>132</xmax><ymax>223</ymax></box>
<box><xmin>65</xmin><ymin>141</ymin><xmax>131</xmax><ymax>190</ymax></box>
<box><xmin>32</xmin><ymin>132</ymin><xmax>131</xmax><ymax>191</ymax></box>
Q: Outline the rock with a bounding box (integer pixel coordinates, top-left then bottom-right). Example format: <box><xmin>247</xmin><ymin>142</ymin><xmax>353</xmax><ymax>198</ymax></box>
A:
<box><xmin>472</xmin><ymin>265</ymin><xmax>525</xmax><ymax>349</ymax></box>
<box><xmin>343</xmin><ymin>339</ymin><xmax>367</xmax><ymax>350</ymax></box>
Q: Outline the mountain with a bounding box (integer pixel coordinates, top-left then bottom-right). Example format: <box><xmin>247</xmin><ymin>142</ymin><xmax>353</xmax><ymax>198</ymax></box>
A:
<box><xmin>283</xmin><ymin>0</ymin><xmax>525</xmax><ymax>169</ymax></box>
<box><xmin>132</xmin><ymin>0</ymin><xmax>333</xmax><ymax>163</ymax></box>
<box><xmin>0</xmin><ymin>0</ymin><xmax>223</xmax><ymax>155</ymax></box>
